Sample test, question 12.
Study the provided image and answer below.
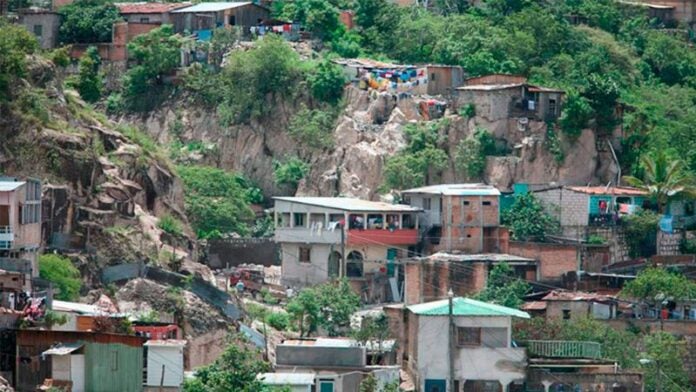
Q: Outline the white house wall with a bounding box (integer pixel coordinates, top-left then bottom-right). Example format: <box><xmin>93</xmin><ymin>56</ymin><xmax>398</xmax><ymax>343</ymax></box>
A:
<box><xmin>416</xmin><ymin>315</ymin><xmax>526</xmax><ymax>390</ymax></box>
<box><xmin>146</xmin><ymin>346</ymin><xmax>184</xmax><ymax>387</ymax></box>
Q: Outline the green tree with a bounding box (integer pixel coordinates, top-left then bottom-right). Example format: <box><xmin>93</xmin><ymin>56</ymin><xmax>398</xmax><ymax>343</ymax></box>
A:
<box><xmin>623</xmin><ymin>210</ymin><xmax>660</xmax><ymax>258</ymax></box>
<box><xmin>183</xmin><ymin>337</ymin><xmax>270</xmax><ymax>392</ymax></box>
<box><xmin>623</xmin><ymin>151</ymin><xmax>696</xmax><ymax>213</ymax></box>
<box><xmin>383</xmin><ymin>122</ymin><xmax>448</xmax><ymax>190</ymax></box>
<box><xmin>58</xmin><ymin>0</ymin><xmax>121</xmax><ymax>44</ymax></box>
<box><xmin>286</xmin><ymin>288</ymin><xmax>321</xmax><ymax>337</ymax></box>
<box><xmin>641</xmin><ymin>332</ymin><xmax>689</xmax><ymax>392</ymax></box>
<box><xmin>559</xmin><ymin>90</ymin><xmax>592</xmax><ymax>138</ymax></box>
<box><xmin>352</xmin><ymin>313</ymin><xmax>392</xmax><ymax>365</ymax></box>
<box><xmin>274</xmin><ymin>157</ymin><xmax>310</xmax><ymax>188</ymax></box>
<box><xmin>501</xmin><ymin>192</ymin><xmax>558</xmax><ymax>241</ymax></box>
<box><xmin>39</xmin><ymin>254</ymin><xmax>81</xmax><ymax>301</ymax></box>
<box><xmin>122</xmin><ymin>25</ymin><xmax>182</xmax><ymax>108</ymax></box>
<box><xmin>177</xmin><ymin>165</ymin><xmax>258</xmax><ymax>239</ymax></box>
<box><xmin>0</xmin><ymin>21</ymin><xmax>38</xmax><ymax>100</ymax></box>
<box><xmin>621</xmin><ymin>267</ymin><xmax>696</xmax><ymax>303</ymax></box>
<box><xmin>316</xmin><ymin>278</ymin><xmax>361</xmax><ymax>336</ymax></box>
<box><xmin>308</xmin><ymin>59</ymin><xmax>346</xmax><ymax>104</ymax></box>
<box><xmin>287</xmin><ymin>279</ymin><xmax>360</xmax><ymax>337</ymax></box>
<box><xmin>475</xmin><ymin>263</ymin><xmax>530</xmax><ymax>308</ymax></box>
<box><xmin>76</xmin><ymin>46</ymin><xmax>102</xmax><ymax>103</ymax></box>
<box><xmin>454</xmin><ymin>128</ymin><xmax>497</xmax><ymax>179</ymax></box>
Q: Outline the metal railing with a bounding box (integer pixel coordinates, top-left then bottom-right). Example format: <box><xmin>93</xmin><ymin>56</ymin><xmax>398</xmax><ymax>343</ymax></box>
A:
<box><xmin>525</xmin><ymin>340</ymin><xmax>602</xmax><ymax>359</ymax></box>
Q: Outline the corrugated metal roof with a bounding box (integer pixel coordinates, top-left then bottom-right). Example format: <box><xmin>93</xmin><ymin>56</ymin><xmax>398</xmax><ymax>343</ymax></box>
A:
<box><xmin>521</xmin><ymin>301</ymin><xmax>547</xmax><ymax>311</ymax></box>
<box><xmin>144</xmin><ymin>339</ymin><xmax>187</xmax><ymax>347</ymax></box>
<box><xmin>332</xmin><ymin>58</ymin><xmax>411</xmax><ymax>69</ymax></box>
<box><xmin>42</xmin><ymin>343</ymin><xmax>84</xmax><ymax>356</ymax></box>
<box><xmin>408</xmin><ymin>297</ymin><xmax>530</xmax><ymax>318</ymax></box>
<box><xmin>402</xmin><ymin>183</ymin><xmax>501</xmax><ymax>196</ymax></box>
<box><xmin>257</xmin><ymin>373</ymin><xmax>316</xmax><ymax>385</ymax></box>
<box><xmin>273</xmin><ymin>197</ymin><xmax>421</xmax><ymax>212</ymax></box>
<box><xmin>116</xmin><ymin>2</ymin><xmax>190</xmax><ymax>14</ymax></box>
<box><xmin>420</xmin><ymin>252</ymin><xmax>535</xmax><ymax>263</ymax></box>
<box><xmin>282</xmin><ymin>338</ymin><xmax>359</xmax><ymax>347</ymax></box>
<box><xmin>171</xmin><ymin>2</ymin><xmax>253</xmax><ymax>13</ymax></box>
<box><xmin>542</xmin><ymin>290</ymin><xmax>616</xmax><ymax>302</ymax></box>
<box><xmin>566</xmin><ymin>186</ymin><xmax>647</xmax><ymax>196</ymax></box>
<box><xmin>0</xmin><ymin>181</ymin><xmax>25</xmax><ymax>192</ymax></box>
<box><xmin>457</xmin><ymin>83</ymin><xmax>524</xmax><ymax>91</ymax></box>
<box><xmin>53</xmin><ymin>300</ymin><xmax>100</xmax><ymax>315</ymax></box>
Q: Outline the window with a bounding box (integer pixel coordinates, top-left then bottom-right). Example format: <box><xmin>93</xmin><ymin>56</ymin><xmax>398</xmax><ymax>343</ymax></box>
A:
<box><xmin>346</xmin><ymin>251</ymin><xmax>364</xmax><ymax>277</ymax></box>
<box><xmin>457</xmin><ymin>327</ymin><xmax>481</xmax><ymax>346</ymax></box>
<box><xmin>463</xmin><ymin>200</ymin><xmax>470</xmax><ymax>206</ymax></box>
<box><xmin>423</xmin><ymin>198</ymin><xmax>431</xmax><ymax>210</ymax></box>
<box><xmin>228</xmin><ymin>15</ymin><xmax>236</xmax><ymax>25</ymax></box>
<box><xmin>430</xmin><ymin>73</ymin><xmax>436</xmax><ymax>80</ymax></box>
<box><xmin>139</xmin><ymin>17</ymin><xmax>150</xmax><ymax>23</ymax></box>
<box><xmin>33</xmin><ymin>25</ymin><xmax>42</xmax><ymax>37</ymax></box>
<box><xmin>299</xmin><ymin>247</ymin><xmax>311</xmax><ymax>263</ymax></box>
<box><xmin>562</xmin><ymin>309</ymin><xmax>571</xmax><ymax>320</ymax></box>
<box><xmin>482</xmin><ymin>201</ymin><xmax>491</xmax><ymax>206</ymax></box>
<box><xmin>548</xmin><ymin>99</ymin><xmax>557</xmax><ymax>116</ymax></box>
<box><xmin>293</xmin><ymin>213</ymin><xmax>305</xmax><ymax>227</ymax></box>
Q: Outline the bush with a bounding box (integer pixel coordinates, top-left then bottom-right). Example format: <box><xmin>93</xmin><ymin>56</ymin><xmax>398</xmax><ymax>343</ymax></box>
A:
<box><xmin>680</xmin><ymin>238</ymin><xmax>696</xmax><ymax>254</ymax></box>
<box><xmin>158</xmin><ymin>214</ymin><xmax>184</xmax><ymax>236</ymax></box>
<box><xmin>177</xmin><ymin>165</ymin><xmax>258</xmax><ymax>239</ymax></box>
<box><xmin>454</xmin><ymin>127</ymin><xmax>497</xmax><ymax>179</ymax></box>
<box><xmin>288</xmin><ymin>106</ymin><xmax>338</xmax><ymax>149</ymax></box>
<box><xmin>459</xmin><ymin>103</ymin><xmax>476</xmax><ymax>118</ymax></box>
<box><xmin>559</xmin><ymin>91</ymin><xmax>592</xmax><ymax>138</ymax></box>
<box><xmin>308</xmin><ymin>59</ymin><xmax>346</xmax><ymax>104</ymax></box>
<box><xmin>623</xmin><ymin>210</ymin><xmax>660</xmax><ymax>257</ymax></box>
<box><xmin>76</xmin><ymin>46</ymin><xmax>102</xmax><ymax>103</ymax></box>
<box><xmin>502</xmin><ymin>192</ymin><xmax>559</xmax><ymax>241</ymax></box>
<box><xmin>0</xmin><ymin>21</ymin><xmax>38</xmax><ymax>100</ymax></box>
<box><xmin>39</xmin><ymin>254</ymin><xmax>81</xmax><ymax>301</ymax></box>
<box><xmin>274</xmin><ymin>157</ymin><xmax>309</xmax><ymax>188</ymax></box>
<box><xmin>587</xmin><ymin>234</ymin><xmax>606</xmax><ymax>245</ymax></box>
<box><xmin>49</xmin><ymin>47</ymin><xmax>71</xmax><ymax>68</ymax></box>
<box><xmin>265</xmin><ymin>312</ymin><xmax>290</xmax><ymax>331</ymax></box>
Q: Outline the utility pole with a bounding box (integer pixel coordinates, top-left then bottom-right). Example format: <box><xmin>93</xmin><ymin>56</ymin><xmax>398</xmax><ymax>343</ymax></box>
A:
<box><xmin>341</xmin><ymin>222</ymin><xmax>346</xmax><ymax>278</ymax></box>
<box><xmin>448</xmin><ymin>288</ymin><xmax>455</xmax><ymax>392</ymax></box>
<box><xmin>656</xmin><ymin>359</ymin><xmax>661</xmax><ymax>392</ymax></box>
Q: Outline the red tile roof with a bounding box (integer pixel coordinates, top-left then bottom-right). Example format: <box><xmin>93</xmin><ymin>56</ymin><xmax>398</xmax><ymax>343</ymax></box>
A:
<box><xmin>116</xmin><ymin>2</ymin><xmax>190</xmax><ymax>14</ymax></box>
<box><xmin>566</xmin><ymin>186</ymin><xmax>648</xmax><ymax>196</ymax></box>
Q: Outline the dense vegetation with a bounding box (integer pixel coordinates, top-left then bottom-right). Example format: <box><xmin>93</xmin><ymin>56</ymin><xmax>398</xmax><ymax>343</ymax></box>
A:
<box><xmin>39</xmin><ymin>254</ymin><xmax>81</xmax><ymax>301</ymax></box>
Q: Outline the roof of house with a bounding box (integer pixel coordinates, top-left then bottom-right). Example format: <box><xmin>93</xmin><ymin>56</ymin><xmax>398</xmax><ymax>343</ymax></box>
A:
<box><xmin>144</xmin><ymin>339</ymin><xmax>187</xmax><ymax>347</ymax></box>
<box><xmin>273</xmin><ymin>197</ymin><xmax>422</xmax><ymax>213</ymax></box>
<box><xmin>115</xmin><ymin>2</ymin><xmax>190</xmax><ymax>14</ymax></box>
<box><xmin>171</xmin><ymin>2</ymin><xmax>261</xmax><ymax>13</ymax></box>
<box><xmin>619</xmin><ymin>0</ymin><xmax>675</xmax><ymax>9</ymax></box>
<box><xmin>521</xmin><ymin>301</ymin><xmax>547</xmax><ymax>311</ymax></box>
<box><xmin>281</xmin><ymin>338</ymin><xmax>359</xmax><ymax>347</ymax></box>
<box><xmin>566</xmin><ymin>186</ymin><xmax>648</xmax><ymax>196</ymax></box>
<box><xmin>542</xmin><ymin>290</ymin><xmax>617</xmax><ymax>302</ymax></box>
<box><xmin>257</xmin><ymin>373</ymin><xmax>316</xmax><ymax>385</ymax></box>
<box><xmin>416</xmin><ymin>252</ymin><xmax>535</xmax><ymax>263</ymax></box>
<box><xmin>0</xmin><ymin>181</ymin><xmax>25</xmax><ymax>192</ymax></box>
<box><xmin>408</xmin><ymin>297</ymin><xmax>530</xmax><ymax>318</ymax></box>
<box><xmin>401</xmin><ymin>183</ymin><xmax>501</xmax><ymax>196</ymax></box>
<box><xmin>52</xmin><ymin>300</ymin><xmax>101</xmax><ymax>315</ymax></box>
<box><xmin>332</xmin><ymin>58</ymin><xmax>411</xmax><ymax>69</ymax></box>
<box><xmin>457</xmin><ymin>83</ymin><xmax>524</xmax><ymax>91</ymax></box>
<box><xmin>42</xmin><ymin>343</ymin><xmax>84</xmax><ymax>356</ymax></box>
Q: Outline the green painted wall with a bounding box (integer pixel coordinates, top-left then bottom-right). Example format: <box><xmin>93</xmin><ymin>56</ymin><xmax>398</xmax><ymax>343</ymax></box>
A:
<box><xmin>85</xmin><ymin>342</ymin><xmax>143</xmax><ymax>392</ymax></box>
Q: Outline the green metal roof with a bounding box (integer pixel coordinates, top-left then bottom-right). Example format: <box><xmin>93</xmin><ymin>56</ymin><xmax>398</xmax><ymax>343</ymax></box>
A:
<box><xmin>407</xmin><ymin>297</ymin><xmax>530</xmax><ymax>318</ymax></box>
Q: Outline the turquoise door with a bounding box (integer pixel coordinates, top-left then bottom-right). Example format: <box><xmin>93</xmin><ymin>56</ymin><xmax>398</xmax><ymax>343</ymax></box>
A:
<box><xmin>387</xmin><ymin>248</ymin><xmax>398</xmax><ymax>276</ymax></box>
<box><xmin>319</xmin><ymin>380</ymin><xmax>334</xmax><ymax>392</ymax></box>
<box><xmin>425</xmin><ymin>379</ymin><xmax>447</xmax><ymax>392</ymax></box>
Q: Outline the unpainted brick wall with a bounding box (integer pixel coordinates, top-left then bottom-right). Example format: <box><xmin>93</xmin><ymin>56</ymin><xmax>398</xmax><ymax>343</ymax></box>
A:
<box><xmin>657</xmin><ymin>231</ymin><xmax>684</xmax><ymax>256</ymax></box>
<box><xmin>509</xmin><ymin>241</ymin><xmax>577</xmax><ymax>280</ymax></box>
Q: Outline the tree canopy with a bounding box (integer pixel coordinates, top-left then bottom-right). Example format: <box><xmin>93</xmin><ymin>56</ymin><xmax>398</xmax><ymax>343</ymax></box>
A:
<box><xmin>39</xmin><ymin>254</ymin><xmax>81</xmax><ymax>301</ymax></box>
<box><xmin>475</xmin><ymin>263</ymin><xmax>530</xmax><ymax>308</ymax></box>
<box><xmin>502</xmin><ymin>193</ymin><xmax>559</xmax><ymax>241</ymax></box>
<box><xmin>58</xmin><ymin>0</ymin><xmax>121</xmax><ymax>44</ymax></box>
<box><xmin>287</xmin><ymin>279</ymin><xmax>360</xmax><ymax>337</ymax></box>
<box><xmin>621</xmin><ymin>267</ymin><xmax>696</xmax><ymax>303</ymax></box>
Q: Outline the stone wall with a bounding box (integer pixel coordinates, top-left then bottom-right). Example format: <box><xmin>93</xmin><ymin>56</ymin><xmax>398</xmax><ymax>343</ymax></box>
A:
<box><xmin>587</xmin><ymin>226</ymin><xmax>630</xmax><ymax>263</ymax></box>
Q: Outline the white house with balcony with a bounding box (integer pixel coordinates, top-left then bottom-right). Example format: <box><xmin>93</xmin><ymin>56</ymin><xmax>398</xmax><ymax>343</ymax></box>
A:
<box><xmin>406</xmin><ymin>297</ymin><xmax>529</xmax><ymax>392</ymax></box>
<box><xmin>0</xmin><ymin>177</ymin><xmax>42</xmax><ymax>281</ymax></box>
<box><xmin>273</xmin><ymin>197</ymin><xmax>422</xmax><ymax>289</ymax></box>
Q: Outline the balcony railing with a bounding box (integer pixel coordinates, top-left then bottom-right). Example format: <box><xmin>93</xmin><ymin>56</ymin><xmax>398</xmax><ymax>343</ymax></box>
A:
<box><xmin>525</xmin><ymin>340</ymin><xmax>602</xmax><ymax>359</ymax></box>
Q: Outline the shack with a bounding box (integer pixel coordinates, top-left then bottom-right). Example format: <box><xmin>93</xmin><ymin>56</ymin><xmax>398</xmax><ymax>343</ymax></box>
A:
<box><xmin>15</xmin><ymin>329</ymin><xmax>145</xmax><ymax>392</ymax></box>
<box><xmin>170</xmin><ymin>2</ymin><xmax>270</xmax><ymax>39</ymax></box>
<box><xmin>456</xmin><ymin>74</ymin><xmax>564</xmax><ymax>122</ymax></box>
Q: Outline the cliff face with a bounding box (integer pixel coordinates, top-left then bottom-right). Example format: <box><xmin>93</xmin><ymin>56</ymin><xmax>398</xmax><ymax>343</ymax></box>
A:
<box><xmin>129</xmin><ymin>84</ymin><xmax>618</xmax><ymax>200</ymax></box>
<box><xmin>0</xmin><ymin>56</ymin><xmax>193</xmax><ymax>272</ymax></box>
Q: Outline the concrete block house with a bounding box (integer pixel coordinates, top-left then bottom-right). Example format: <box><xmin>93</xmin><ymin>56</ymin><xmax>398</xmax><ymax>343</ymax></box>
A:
<box><xmin>116</xmin><ymin>2</ymin><xmax>190</xmax><ymax>24</ymax></box>
<box><xmin>0</xmin><ymin>177</ymin><xmax>42</xmax><ymax>280</ymax></box>
<box><xmin>401</xmin><ymin>184</ymin><xmax>503</xmax><ymax>254</ymax></box>
<box><xmin>406</xmin><ymin>297</ymin><xmax>530</xmax><ymax>392</ymax></box>
<box><xmin>18</xmin><ymin>8</ymin><xmax>61</xmax><ymax>49</ymax></box>
<box><xmin>273</xmin><ymin>197</ymin><xmax>421</xmax><ymax>290</ymax></box>
<box><xmin>455</xmin><ymin>75</ymin><xmax>564</xmax><ymax>122</ymax></box>
<box><xmin>170</xmin><ymin>2</ymin><xmax>270</xmax><ymax>38</ymax></box>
